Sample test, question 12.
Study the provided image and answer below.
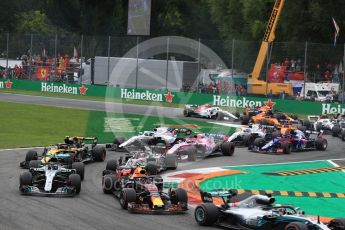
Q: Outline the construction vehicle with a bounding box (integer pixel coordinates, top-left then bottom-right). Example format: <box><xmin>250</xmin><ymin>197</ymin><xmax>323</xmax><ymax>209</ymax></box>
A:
<box><xmin>247</xmin><ymin>0</ymin><xmax>294</xmax><ymax>96</ymax></box>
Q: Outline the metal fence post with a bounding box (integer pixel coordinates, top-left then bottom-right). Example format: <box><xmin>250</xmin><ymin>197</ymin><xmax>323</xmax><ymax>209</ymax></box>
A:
<box><xmin>197</xmin><ymin>38</ymin><xmax>201</xmax><ymax>91</ymax></box>
<box><xmin>165</xmin><ymin>37</ymin><xmax>169</xmax><ymax>90</ymax></box>
<box><xmin>54</xmin><ymin>34</ymin><xmax>57</xmax><ymax>81</ymax></box>
<box><xmin>107</xmin><ymin>36</ymin><xmax>111</xmax><ymax>85</ymax></box>
<box><xmin>30</xmin><ymin>34</ymin><xmax>33</xmax><ymax>56</ymax></box>
<box><xmin>303</xmin><ymin>41</ymin><xmax>308</xmax><ymax>98</ymax></box>
<box><xmin>80</xmin><ymin>34</ymin><xmax>83</xmax><ymax>84</ymax></box>
<box><xmin>29</xmin><ymin>34</ymin><xmax>33</xmax><ymax>79</ymax></box>
<box><xmin>6</xmin><ymin>33</ymin><xmax>9</xmax><ymax>78</ymax></box>
<box><xmin>343</xmin><ymin>43</ymin><xmax>345</xmax><ymax>103</ymax></box>
<box><xmin>231</xmin><ymin>39</ymin><xmax>235</xmax><ymax>94</ymax></box>
<box><xmin>135</xmin><ymin>36</ymin><xmax>139</xmax><ymax>89</ymax></box>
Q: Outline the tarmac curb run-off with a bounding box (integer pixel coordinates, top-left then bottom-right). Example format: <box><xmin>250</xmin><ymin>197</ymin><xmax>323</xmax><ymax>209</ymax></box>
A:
<box><xmin>162</xmin><ymin>160</ymin><xmax>345</xmax><ymax>222</ymax></box>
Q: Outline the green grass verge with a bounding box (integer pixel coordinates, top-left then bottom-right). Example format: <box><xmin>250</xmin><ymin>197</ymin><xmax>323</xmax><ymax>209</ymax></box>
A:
<box><xmin>200</xmin><ymin>161</ymin><xmax>345</xmax><ymax>218</ymax></box>
<box><xmin>0</xmin><ymin>101</ymin><xmax>89</xmax><ymax>148</ymax></box>
<box><xmin>0</xmin><ymin>100</ymin><xmax>236</xmax><ymax>149</ymax></box>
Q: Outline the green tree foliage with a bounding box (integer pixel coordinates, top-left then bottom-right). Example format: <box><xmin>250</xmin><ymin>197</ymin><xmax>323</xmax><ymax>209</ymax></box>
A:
<box><xmin>1</xmin><ymin>0</ymin><xmax>345</xmax><ymax>44</ymax></box>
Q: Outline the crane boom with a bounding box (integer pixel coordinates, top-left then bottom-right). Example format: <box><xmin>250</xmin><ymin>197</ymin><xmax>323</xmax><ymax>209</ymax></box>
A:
<box><xmin>247</xmin><ymin>0</ymin><xmax>293</xmax><ymax>96</ymax></box>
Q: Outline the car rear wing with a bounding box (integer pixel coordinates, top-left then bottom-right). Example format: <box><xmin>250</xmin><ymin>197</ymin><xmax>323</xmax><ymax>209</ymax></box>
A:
<box><xmin>307</xmin><ymin>115</ymin><xmax>320</xmax><ymax>122</ymax></box>
<box><xmin>305</xmin><ymin>130</ymin><xmax>324</xmax><ymax>138</ymax></box>
<box><xmin>200</xmin><ymin>189</ymin><xmax>237</xmax><ymax>203</ymax></box>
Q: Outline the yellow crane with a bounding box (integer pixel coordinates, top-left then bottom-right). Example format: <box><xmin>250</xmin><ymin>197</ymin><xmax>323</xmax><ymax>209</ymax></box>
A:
<box><xmin>247</xmin><ymin>0</ymin><xmax>293</xmax><ymax>96</ymax></box>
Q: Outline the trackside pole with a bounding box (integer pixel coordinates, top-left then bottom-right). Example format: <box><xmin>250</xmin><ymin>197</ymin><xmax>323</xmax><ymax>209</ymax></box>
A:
<box><xmin>303</xmin><ymin>41</ymin><xmax>308</xmax><ymax>98</ymax></box>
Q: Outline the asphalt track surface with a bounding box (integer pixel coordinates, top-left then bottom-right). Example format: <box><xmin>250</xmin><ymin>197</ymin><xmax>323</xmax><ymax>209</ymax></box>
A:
<box><xmin>1</xmin><ymin>93</ymin><xmax>345</xmax><ymax>230</ymax></box>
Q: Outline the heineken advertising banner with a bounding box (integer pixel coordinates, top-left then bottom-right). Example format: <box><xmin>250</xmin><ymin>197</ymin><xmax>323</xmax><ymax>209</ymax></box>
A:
<box><xmin>1</xmin><ymin>79</ymin><xmax>345</xmax><ymax>115</ymax></box>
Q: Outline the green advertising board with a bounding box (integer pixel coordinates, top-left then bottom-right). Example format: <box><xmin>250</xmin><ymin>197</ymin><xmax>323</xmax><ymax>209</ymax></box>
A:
<box><xmin>1</xmin><ymin>79</ymin><xmax>345</xmax><ymax>115</ymax></box>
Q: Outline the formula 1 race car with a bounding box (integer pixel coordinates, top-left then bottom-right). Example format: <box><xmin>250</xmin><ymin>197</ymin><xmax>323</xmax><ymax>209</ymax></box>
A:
<box><xmin>331</xmin><ymin>119</ymin><xmax>345</xmax><ymax>141</ymax></box>
<box><xmin>183</xmin><ymin>104</ymin><xmax>239</xmax><ymax>121</ymax></box>
<box><xmin>194</xmin><ymin>189</ymin><xmax>345</xmax><ymax>229</ymax></box>
<box><xmin>250</xmin><ymin>109</ymin><xmax>299</xmax><ymax>127</ymax></box>
<box><xmin>166</xmin><ymin>133</ymin><xmax>235</xmax><ymax>161</ymax></box>
<box><xmin>227</xmin><ymin>124</ymin><xmax>279</xmax><ymax>147</ymax></box>
<box><xmin>119</xmin><ymin>127</ymin><xmax>192</xmax><ymax>147</ymax></box>
<box><xmin>250</xmin><ymin>129</ymin><xmax>327</xmax><ymax>154</ymax></box>
<box><xmin>119</xmin><ymin>141</ymin><xmax>179</xmax><ymax>172</ymax></box>
<box><xmin>20</xmin><ymin>136</ymin><xmax>106</xmax><ymax>169</ymax></box>
<box><xmin>19</xmin><ymin>162</ymin><xmax>84</xmax><ymax>196</ymax></box>
<box><xmin>306</xmin><ymin>114</ymin><xmax>339</xmax><ymax>132</ymax></box>
<box><xmin>102</xmin><ymin>165</ymin><xmax>188</xmax><ymax>214</ymax></box>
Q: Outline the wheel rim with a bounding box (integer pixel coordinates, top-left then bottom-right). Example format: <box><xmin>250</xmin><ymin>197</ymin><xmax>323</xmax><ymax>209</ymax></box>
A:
<box><xmin>195</xmin><ymin>208</ymin><xmax>205</xmax><ymax>222</ymax></box>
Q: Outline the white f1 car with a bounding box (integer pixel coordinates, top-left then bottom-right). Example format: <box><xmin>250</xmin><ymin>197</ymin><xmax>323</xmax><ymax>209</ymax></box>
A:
<box><xmin>306</xmin><ymin>114</ymin><xmax>338</xmax><ymax>132</ymax></box>
<box><xmin>119</xmin><ymin>127</ymin><xmax>191</xmax><ymax>148</ymax></box>
<box><xmin>183</xmin><ymin>104</ymin><xmax>239</xmax><ymax>121</ymax></box>
<box><xmin>195</xmin><ymin>189</ymin><xmax>345</xmax><ymax>229</ymax></box>
<box><xmin>19</xmin><ymin>162</ymin><xmax>84</xmax><ymax>196</ymax></box>
<box><xmin>227</xmin><ymin>124</ymin><xmax>279</xmax><ymax>146</ymax></box>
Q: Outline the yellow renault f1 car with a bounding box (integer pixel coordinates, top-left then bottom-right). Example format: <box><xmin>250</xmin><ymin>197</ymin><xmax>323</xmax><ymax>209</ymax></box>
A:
<box><xmin>20</xmin><ymin>136</ymin><xmax>106</xmax><ymax>172</ymax></box>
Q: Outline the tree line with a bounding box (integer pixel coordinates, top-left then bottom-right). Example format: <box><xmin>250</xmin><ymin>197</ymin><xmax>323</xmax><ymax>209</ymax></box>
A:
<box><xmin>1</xmin><ymin>0</ymin><xmax>345</xmax><ymax>44</ymax></box>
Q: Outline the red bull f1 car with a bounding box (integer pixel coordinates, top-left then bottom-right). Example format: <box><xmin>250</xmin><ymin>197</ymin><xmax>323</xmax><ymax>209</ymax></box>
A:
<box><xmin>102</xmin><ymin>162</ymin><xmax>188</xmax><ymax>214</ymax></box>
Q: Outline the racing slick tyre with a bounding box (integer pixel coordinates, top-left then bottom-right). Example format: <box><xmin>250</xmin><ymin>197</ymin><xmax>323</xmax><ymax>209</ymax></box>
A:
<box><xmin>187</xmin><ymin>146</ymin><xmax>197</xmax><ymax>161</ymax></box>
<box><xmin>183</xmin><ymin>109</ymin><xmax>192</xmax><ymax>117</ymax></box>
<box><xmin>241</xmin><ymin>115</ymin><xmax>250</xmax><ymax>125</ymax></box>
<box><xmin>195</xmin><ymin>203</ymin><xmax>220</xmax><ymax>226</ymax></box>
<box><xmin>302</xmin><ymin>120</ymin><xmax>312</xmax><ymax>130</ymax></box>
<box><xmin>328</xmin><ymin>218</ymin><xmax>345</xmax><ymax>230</ymax></box>
<box><xmin>145</xmin><ymin>163</ymin><xmax>159</xmax><ymax>175</ymax></box>
<box><xmin>271</xmin><ymin>131</ymin><xmax>281</xmax><ymax>140</ymax></box>
<box><xmin>102</xmin><ymin>174</ymin><xmax>116</xmax><ymax>194</ymax></box>
<box><xmin>216</xmin><ymin>112</ymin><xmax>224</xmax><ymax>121</ymax></box>
<box><xmin>92</xmin><ymin>145</ymin><xmax>106</xmax><ymax>162</ymax></box>
<box><xmin>25</xmin><ymin>150</ymin><xmax>38</xmax><ymax>162</ymax></box>
<box><xmin>332</xmin><ymin>126</ymin><xmax>341</xmax><ymax>137</ymax></box>
<box><xmin>63</xmin><ymin>157</ymin><xmax>73</xmax><ymax>168</ymax></box>
<box><xmin>19</xmin><ymin>171</ymin><xmax>32</xmax><ymax>187</ymax></box>
<box><xmin>296</xmin><ymin>125</ymin><xmax>306</xmax><ymax>132</ymax></box>
<box><xmin>316</xmin><ymin>123</ymin><xmax>322</xmax><ymax>132</ymax></box>
<box><xmin>242</xmin><ymin>135</ymin><xmax>251</xmax><ymax>147</ymax></box>
<box><xmin>165</xmin><ymin>154</ymin><xmax>178</xmax><ymax>170</ymax></box>
<box><xmin>341</xmin><ymin>130</ymin><xmax>345</xmax><ymax>141</ymax></box>
<box><xmin>315</xmin><ymin>138</ymin><xmax>327</xmax><ymax>151</ymax></box>
<box><xmin>281</xmin><ymin>142</ymin><xmax>292</xmax><ymax>154</ymax></box>
<box><xmin>72</xmin><ymin>162</ymin><xmax>85</xmax><ymax>181</ymax></box>
<box><xmin>69</xmin><ymin>174</ymin><xmax>81</xmax><ymax>194</ymax></box>
<box><xmin>170</xmin><ymin>188</ymin><xmax>188</xmax><ymax>205</ymax></box>
<box><xmin>105</xmin><ymin>159</ymin><xmax>118</xmax><ymax>171</ymax></box>
<box><xmin>113</xmin><ymin>137</ymin><xmax>125</xmax><ymax>151</ymax></box>
<box><xmin>29</xmin><ymin>160</ymin><xmax>41</xmax><ymax>168</ymax></box>
<box><xmin>285</xmin><ymin>222</ymin><xmax>308</xmax><ymax>230</ymax></box>
<box><xmin>221</xmin><ymin>142</ymin><xmax>235</xmax><ymax>156</ymax></box>
<box><xmin>253</xmin><ymin>137</ymin><xmax>266</xmax><ymax>148</ymax></box>
<box><xmin>290</xmin><ymin>114</ymin><xmax>298</xmax><ymax>120</ymax></box>
<box><xmin>120</xmin><ymin>188</ymin><xmax>136</xmax><ymax>209</ymax></box>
